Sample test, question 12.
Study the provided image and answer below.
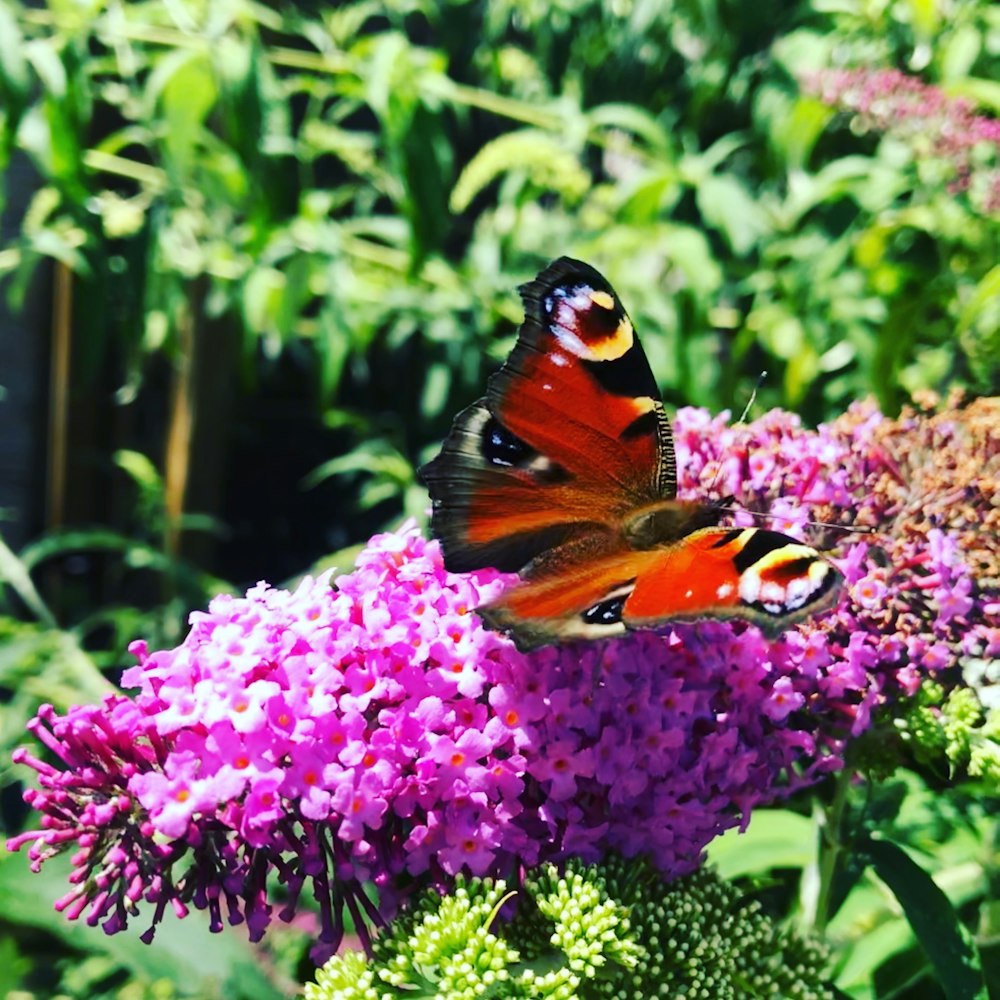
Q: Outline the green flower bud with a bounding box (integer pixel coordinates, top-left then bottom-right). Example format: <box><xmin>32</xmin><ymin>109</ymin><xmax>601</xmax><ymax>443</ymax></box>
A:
<box><xmin>306</xmin><ymin>857</ymin><xmax>833</xmax><ymax>999</ymax></box>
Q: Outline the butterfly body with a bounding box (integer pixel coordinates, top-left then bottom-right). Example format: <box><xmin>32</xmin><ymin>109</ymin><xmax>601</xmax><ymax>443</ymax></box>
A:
<box><xmin>421</xmin><ymin>258</ymin><xmax>841</xmax><ymax>650</ymax></box>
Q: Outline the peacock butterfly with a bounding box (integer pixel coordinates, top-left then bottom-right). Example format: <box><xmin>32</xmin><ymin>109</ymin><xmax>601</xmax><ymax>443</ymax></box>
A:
<box><xmin>420</xmin><ymin>257</ymin><xmax>842</xmax><ymax>650</ymax></box>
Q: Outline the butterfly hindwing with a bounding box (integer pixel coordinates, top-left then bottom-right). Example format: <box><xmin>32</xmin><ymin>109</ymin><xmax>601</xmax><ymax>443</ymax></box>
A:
<box><xmin>420</xmin><ymin>257</ymin><xmax>677</xmax><ymax>574</ymax></box>
<box><xmin>480</xmin><ymin>527</ymin><xmax>842</xmax><ymax>650</ymax></box>
<box><xmin>622</xmin><ymin>527</ymin><xmax>841</xmax><ymax>635</ymax></box>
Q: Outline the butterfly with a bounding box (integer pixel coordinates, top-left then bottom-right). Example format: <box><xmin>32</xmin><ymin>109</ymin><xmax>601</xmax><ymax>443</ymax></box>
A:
<box><xmin>420</xmin><ymin>257</ymin><xmax>842</xmax><ymax>651</ymax></box>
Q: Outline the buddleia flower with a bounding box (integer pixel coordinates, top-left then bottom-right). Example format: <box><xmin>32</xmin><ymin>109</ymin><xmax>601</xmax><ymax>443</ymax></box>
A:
<box><xmin>8</xmin><ymin>397</ymin><xmax>998</xmax><ymax>952</ymax></box>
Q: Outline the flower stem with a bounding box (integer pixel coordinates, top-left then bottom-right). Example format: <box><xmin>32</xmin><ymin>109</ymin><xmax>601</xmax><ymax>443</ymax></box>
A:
<box><xmin>812</xmin><ymin>766</ymin><xmax>854</xmax><ymax>934</ymax></box>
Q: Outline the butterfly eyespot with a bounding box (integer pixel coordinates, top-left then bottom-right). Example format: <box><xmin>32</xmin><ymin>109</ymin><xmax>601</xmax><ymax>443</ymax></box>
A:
<box><xmin>737</xmin><ymin>555</ymin><xmax>839</xmax><ymax>619</ymax></box>
<box><xmin>481</xmin><ymin>416</ymin><xmax>530</xmax><ymax>468</ymax></box>
<box><xmin>582</xmin><ymin>595</ymin><xmax>626</xmax><ymax>625</ymax></box>
<box><xmin>478</xmin><ymin>415</ymin><xmax>571</xmax><ymax>483</ymax></box>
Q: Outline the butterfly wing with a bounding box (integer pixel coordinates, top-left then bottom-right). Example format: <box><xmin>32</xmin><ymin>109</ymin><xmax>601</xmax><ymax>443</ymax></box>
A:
<box><xmin>421</xmin><ymin>258</ymin><xmax>677</xmax><ymax>573</ymax></box>
<box><xmin>622</xmin><ymin>527</ymin><xmax>842</xmax><ymax>634</ymax></box>
<box><xmin>480</xmin><ymin>527</ymin><xmax>842</xmax><ymax>650</ymax></box>
<box><xmin>422</xmin><ymin>257</ymin><xmax>842</xmax><ymax>650</ymax></box>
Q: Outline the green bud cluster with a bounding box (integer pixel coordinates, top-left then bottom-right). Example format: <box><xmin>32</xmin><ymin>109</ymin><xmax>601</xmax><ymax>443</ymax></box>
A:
<box><xmin>895</xmin><ymin>677</ymin><xmax>1000</xmax><ymax>789</ymax></box>
<box><xmin>305</xmin><ymin>877</ymin><xmax>520</xmax><ymax>1000</ymax></box>
<box><xmin>305</xmin><ymin>948</ymin><xmax>380</xmax><ymax>1000</ymax></box>
<box><xmin>305</xmin><ymin>858</ymin><xmax>832</xmax><ymax>999</ymax></box>
<box><xmin>560</xmin><ymin>856</ymin><xmax>831</xmax><ymax>1000</ymax></box>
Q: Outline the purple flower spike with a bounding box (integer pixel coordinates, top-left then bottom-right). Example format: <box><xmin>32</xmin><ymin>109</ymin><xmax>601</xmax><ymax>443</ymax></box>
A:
<box><xmin>8</xmin><ymin>397</ymin><xmax>998</xmax><ymax>950</ymax></box>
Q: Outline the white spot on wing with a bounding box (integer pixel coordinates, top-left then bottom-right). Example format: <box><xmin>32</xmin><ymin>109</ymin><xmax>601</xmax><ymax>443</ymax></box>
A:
<box><xmin>738</xmin><ymin>571</ymin><xmax>761</xmax><ymax>605</ymax></box>
<box><xmin>552</xmin><ymin>321</ymin><xmax>589</xmax><ymax>358</ymax></box>
<box><xmin>550</xmin><ymin>352</ymin><xmax>569</xmax><ymax>368</ymax></box>
<box><xmin>552</xmin><ymin>291</ymin><xmax>600</xmax><ymax>360</ymax></box>
<box><xmin>786</xmin><ymin>578</ymin><xmax>812</xmax><ymax>608</ymax></box>
<box><xmin>525</xmin><ymin>455</ymin><xmax>556</xmax><ymax>474</ymax></box>
<box><xmin>716</xmin><ymin>582</ymin><xmax>734</xmax><ymax>600</ymax></box>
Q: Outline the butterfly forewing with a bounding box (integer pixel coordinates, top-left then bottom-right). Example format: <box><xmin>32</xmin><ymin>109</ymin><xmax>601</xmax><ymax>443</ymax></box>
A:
<box><xmin>490</xmin><ymin>258</ymin><xmax>677</xmax><ymax>502</ymax></box>
<box><xmin>421</xmin><ymin>257</ymin><xmax>677</xmax><ymax>574</ymax></box>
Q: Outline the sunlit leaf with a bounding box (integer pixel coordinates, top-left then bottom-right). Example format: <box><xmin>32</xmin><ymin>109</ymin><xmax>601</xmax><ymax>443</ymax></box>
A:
<box><xmin>0</xmin><ymin>851</ymin><xmax>286</xmax><ymax>999</ymax></box>
<box><xmin>696</xmin><ymin>174</ymin><xmax>772</xmax><ymax>256</ymax></box>
<box><xmin>957</xmin><ymin>264</ymin><xmax>1000</xmax><ymax>388</ymax></box>
<box><xmin>23</xmin><ymin>37</ymin><xmax>66</xmax><ymax>98</ymax></box>
<box><xmin>0</xmin><ymin>0</ymin><xmax>29</xmax><ymax>107</ymax></box>
<box><xmin>707</xmin><ymin>809</ymin><xmax>816</xmax><ymax>878</ymax></box>
<box><xmin>450</xmin><ymin>129</ymin><xmax>589</xmax><ymax>213</ymax></box>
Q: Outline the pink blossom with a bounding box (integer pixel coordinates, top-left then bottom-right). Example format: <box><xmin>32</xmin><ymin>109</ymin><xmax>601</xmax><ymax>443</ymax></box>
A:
<box><xmin>8</xmin><ymin>398</ymin><xmax>997</xmax><ymax>956</ymax></box>
<box><xmin>763</xmin><ymin>677</ymin><xmax>806</xmax><ymax>722</ymax></box>
<box><xmin>807</xmin><ymin>67</ymin><xmax>1000</xmax><ymax>213</ymax></box>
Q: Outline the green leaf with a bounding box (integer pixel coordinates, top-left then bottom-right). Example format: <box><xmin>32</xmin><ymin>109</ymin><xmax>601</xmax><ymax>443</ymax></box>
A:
<box><xmin>833</xmin><ymin>905</ymin><xmax>917</xmax><ymax>995</ymax></box>
<box><xmin>695</xmin><ymin>174</ymin><xmax>771</xmax><ymax>256</ymax></box>
<box><xmin>0</xmin><ymin>534</ymin><xmax>56</xmax><ymax>626</ymax></box>
<box><xmin>707</xmin><ymin>809</ymin><xmax>816</xmax><ymax>879</ymax></box>
<box><xmin>0</xmin><ymin>850</ymin><xmax>286</xmax><ymax>999</ymax></box>
<box><xmin>114</xmin><ymin>448</ymin><xmax>164</xmax><ymax>491</ymax></box>
<box><xmin>244</xmin><ymin>264</ymin><xmax>287</xmax><ymax>336</ymax></box>
<box><xmin>785</xmin><ymin>342</ymin><xmax>820</xmax><ymax>406</ymax></box>
<box><xmin>420</xmin><ymin>361</ymin><xmax>452</xmax><ymax>420</ymax></box>
<box><xmin>586</xmin><ymin>102</ymin><xmax>671</xmax><ymax>154</ymax></box>
<box><xmin>943</xmin><ymin>77</ymin><xmax>1000</xmax><ymax>113</ymax></box>
<box><xmin>0</xmin><ymin>0</ymin><xmax>29</xmax><ymax>105</ymax></box>
<box><xmin>862</xmin><ymin>837</ymin><xmax>987</xmax><ymax>1000</ymax></box>
<box><xmin>904</xmin><ymin>0</ymin><xmax>940</xmax><ymax>39</ymax></box>
<box><xmin>145</xmin><ymin>47</ymin><xmax>218</xmax><ymax>172</ymax></box>
<box><xmin>23</xmin><ymin>37</ymin><xmax>67</xmax><ymax>98</ymax></box>
<box><xmin>660</xmin><ymin>224</ymin><xmax>723</xmax><ymax>298</ymax></box>
<box><xmin>956</xmin><ymin>264</ymin><xmax>1000</xmax><ymax>388</ymax></box>
<box><xmin>450</xmin><ymin>129</ymin><xmax>589</xmax><ymax>213</ymax></box>
<box><xmin>939</xmin><ymin>27</ymin><xmax>983</xmax><ymax>81</ymax></box>
<box><xmin>29</xmin><ymin>225</ymin><xmax>89</xmax><ymax>273</ymax></box>
<box><xmin>316</xmin><ymin>305</ymin><xmax>353</xmax><ymax>400</ymax></box>
<box><xmin>752</xmin><ymin>303</ymin><xmax>805</xmax><ymax>360</ymax></box>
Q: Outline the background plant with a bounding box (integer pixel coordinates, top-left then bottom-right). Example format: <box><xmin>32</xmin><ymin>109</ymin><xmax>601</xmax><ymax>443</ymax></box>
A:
<box><xmin>0</xmin><ymin>0</ymin><xmax>998</xmax><ymax>997</ymax></box>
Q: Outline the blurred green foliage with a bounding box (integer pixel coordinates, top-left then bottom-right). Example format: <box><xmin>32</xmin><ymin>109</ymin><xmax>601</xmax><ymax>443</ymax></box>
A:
<box><xmin>0</xmin><ymin>0</ymin><xmax>998</xmax><ymax>997</ymax></box>
<box><xmin>0</xmin><ymin>0</ymin><xmax>997</xmax><ymax>508</ymax></box>
<box><xmin>709</xmin><ymin>770</ymin><xmax>998</xmax><ymax>1000</ymax></box>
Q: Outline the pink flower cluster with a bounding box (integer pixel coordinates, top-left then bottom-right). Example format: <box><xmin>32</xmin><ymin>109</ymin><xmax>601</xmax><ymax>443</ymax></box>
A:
<box><xmin>807</xmin><ymin>67</ymin><xmax>1000</xmax><ymax>212</ymax></box>
<box><xmin>674</xmin><ymin>402</ymin><xmax>998</xmax><ymax>714</ymax></box>
<box><xmin>8</xmin><ymin>401</ymin><xmax>997</xmax><ymax>953</ymax></box>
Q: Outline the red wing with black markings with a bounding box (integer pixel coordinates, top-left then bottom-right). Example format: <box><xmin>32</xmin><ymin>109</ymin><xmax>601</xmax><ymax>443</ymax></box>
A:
<box><xmin>420</xmin><ymin>257</ymin><xmax>680</xmax><ymax>574</ymax></box>
<box><xmin>477</xmin><ymin>527</ymin><xmax>841</xmax><ymax>649</ymax></box>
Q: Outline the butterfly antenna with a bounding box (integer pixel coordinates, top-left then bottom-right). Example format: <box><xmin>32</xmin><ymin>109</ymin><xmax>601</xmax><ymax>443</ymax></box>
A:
<box><xmin>707</xmin><ymin>371</ymin><xmax>768</xmax><ymax>497</ymax></box>
<box><xmin>736</xmin><ymin>370</ymin><xmax>767</xmax><ymax>426</ymax></box>
<box><xmin>714</xmin><ymin>371</ymin><xmax>877</xmax><ymax>539</ymax></box>
<box><xmin>713</xmin><ymin>504</ymin><xmax>877</xmax><ymax>536</ymax></box>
